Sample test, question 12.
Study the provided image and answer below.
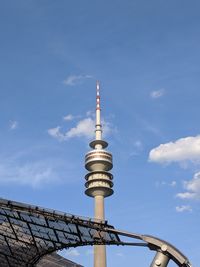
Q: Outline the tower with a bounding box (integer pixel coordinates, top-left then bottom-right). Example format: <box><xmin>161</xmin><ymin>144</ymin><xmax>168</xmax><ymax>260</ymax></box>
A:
<box><xmin>85</xmin><ymin>81</ymin><xmax>114</xmax><ymax>267</ymax></box>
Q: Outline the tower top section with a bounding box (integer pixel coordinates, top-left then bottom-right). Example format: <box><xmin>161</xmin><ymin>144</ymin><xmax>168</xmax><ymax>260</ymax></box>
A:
<box><xmin>96</xmin><ymin>81</ymin><xmax>100</xmax><ymax>111</ymax></box>
<box><xmin>95</xmin><ymin>81</ymin><xmax>102</xmax><ymax>140</ymax></box>
<box><xmin>85</xmin><ymin>81</ymin><xmax>114</xmax><ymax>198</ymax></box>
<box><xmin>89</xmin><ymin>81</ymin><xmax>108</xmax><ymax>149</ymax></box>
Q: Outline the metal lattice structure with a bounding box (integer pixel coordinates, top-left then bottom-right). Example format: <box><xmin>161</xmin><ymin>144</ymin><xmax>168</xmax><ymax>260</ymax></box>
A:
<box><xmin>0</xmin><ymin>198</ymin><xmax>192</xmax><ymax>267</ymax></box>
<box><xmin>0</xmin><ymin>198</ymin><xmax>119</xmax><ymax>267</ymax></box>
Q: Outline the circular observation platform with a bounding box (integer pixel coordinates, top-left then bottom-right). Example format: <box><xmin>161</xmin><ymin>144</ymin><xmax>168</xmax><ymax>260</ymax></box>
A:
<box><xmin>85</xmin><ymin>171</ymin><xmax>113</xmax><ymax>197</ymax></box>
<box><xmin>85</xmin><ymin>150</ymin><xmax>113</xmax><ymax>171</ymax></box>
<box><xmin>89</xmin><ymin>140</ymin><xmax>108</xmax><ymax>149</ymax></box>
<box><xmin>85</xmin><ymin>186</ymin><xmax>113</xmax><ymax>197</ymax></box>
<box><xmin>85</xmin><ymin>171</ymin><xmax>113</xmax><ymax>192</ymax></box>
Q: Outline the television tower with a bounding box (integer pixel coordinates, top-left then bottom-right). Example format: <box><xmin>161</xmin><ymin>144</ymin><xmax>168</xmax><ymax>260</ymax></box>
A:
<box><xmin>85</xmin><ymin>81</ymin><xmax>114</xmax><ymax>267</ymax></box>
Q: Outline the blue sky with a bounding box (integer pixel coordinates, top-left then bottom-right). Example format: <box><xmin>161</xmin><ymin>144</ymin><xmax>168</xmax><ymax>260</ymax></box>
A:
<box><xmin>0</xmin><ymin>1</ymin><xmax>200</xmax><ymax>266</ymax></box>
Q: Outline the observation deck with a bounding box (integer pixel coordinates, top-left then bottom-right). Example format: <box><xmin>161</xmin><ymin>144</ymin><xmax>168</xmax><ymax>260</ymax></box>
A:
<box><xmin>85</xmin><ymin>149</ymin><xmax>113</xmax><ymax>171</ymax></box>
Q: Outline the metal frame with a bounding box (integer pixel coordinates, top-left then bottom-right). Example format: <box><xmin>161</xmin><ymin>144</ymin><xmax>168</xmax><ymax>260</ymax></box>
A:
<box><xmin>0</xmin><ymin>198</ymin><xmax>192</xmax><ymax>267</ymax></box>
<box><xmin>105</xmin><ymin>229</ymin><xmax>192</xmax><ymax>267</ymax></box>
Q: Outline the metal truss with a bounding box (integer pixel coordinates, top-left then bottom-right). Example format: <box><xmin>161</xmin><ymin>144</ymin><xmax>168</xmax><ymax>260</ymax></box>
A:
<box><xmin>0</xmin><ymin>198</ymin><xmax>192</xmax><ymax>267</ymax></box>
<box><xmin>0</xmin><ymin>198</ymin><xmax>119</xmax><ymax>266</ymax></box>
<box><xmin>105</xmin><ymin>229</ymin><xmax>192</xmax><ymax>267</ymax></box>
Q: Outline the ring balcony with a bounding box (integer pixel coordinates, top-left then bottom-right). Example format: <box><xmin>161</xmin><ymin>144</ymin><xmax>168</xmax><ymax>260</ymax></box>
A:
<box><xmin>85</xmin><ymin>150</ymin><xmax>113</xmax><ymax>171</ymax></box>
<box><xmin>89</xmin><ymin>140</ymin><xmax>108</xmax><ymax>149</ymax></box>
<box><xmin>85</xmin><ymin>171</ymin><xmax>113</xmax><ymax>189</ymax></box>
<box><xmin>85</xmin><ymin>186</ymin><xmax>113</xmax><ymax>198</ymax></box>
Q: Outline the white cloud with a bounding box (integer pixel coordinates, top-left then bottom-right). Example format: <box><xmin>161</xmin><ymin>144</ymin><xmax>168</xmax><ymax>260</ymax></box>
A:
<box><xmin>9</xmin><ymin>120</ymin><xmax>18</xmax><ymax>130</ymax></box>
<box><xmin>65</xmin><ymin>248</ymin><xmax>80</xmax><ymax>257</ymax></box>
<box><xmin>65</xmin><ymin>118</ymin><xmax>95</xmax><ymax>139</ymax></box>
<box><xmin>175</xmin><ymin>205</ymin><xmax>192</xmax><ymax>212</ymax></box>
<box><xmin>149</xmin><ymin>135</ymin><xmax>200</xmax><ymax>164</ymax></box>
<box><xmin>0</xmin><ymin>159</ymin><xmax>60</xmax><ymax>188</ymax></box>
<box><xmin>150</xmin><ymin>88</ymin><xmax>165</xmax><ymax>99</ymax></box>
<box><xmin>48</xmin><ymin>118</ymin><xmax>94</xmax><ymax>141</ymax></box>
<box><xmin>176</xmin><ymin>172</ymin><xmax>200</xmax><ymax>200</ymax></box>
<box><xmin>48</xmin><ymin>126</ymin><xmax>66</xmax><ymax>141</ymax></box>
<box><xmin>63</xmin><ymin>114</ymin><xmax>74</xmax><ymax>121</ymax></box>
<box><xmin>63</xmin><ymin>74</ymin><xmax>92</xmax><ymax>86</ymax></box>
<box><xmin>68</xmin><ymin>117</ymin><xmax>113</xmax><ymax>139</ymax></box>
<box><xmin>48</xmin><ymin>117</ymin><xmax>113</xmax><ymax>141</ymax></box>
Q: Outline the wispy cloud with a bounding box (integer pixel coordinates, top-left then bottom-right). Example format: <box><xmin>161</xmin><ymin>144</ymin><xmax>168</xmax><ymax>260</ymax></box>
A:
<box><xmin>0</xmin><ymin>158</ymin><xmax>60</xmax><ymax>188</ymax></box>
<box><xmin>101</xmin><ymin>118</ymin><xmax>113</xmax><ymax>137</ymax></box>
<box><xmin>150</xmin><ymin>88</ymin><xmax>165</xmax><ymax>99</ymax></box>
<box><xmin>134</xmin><ymin>140</ymin><xmax>143</xmax><ymax>149</ymax></box>
<box><xmin>63</xmin><ymin>74</ymin><xmax>92</xmax><ymax>86</ymax></box>
<box><xmin>149</xmin><ymin>135</ymin><xmax>200</xmax><ymax>164</ymax></box>
<box><xmin>176</xmin><ymin>172</ymin><xmax>200</xmax><ymax>200</ymax></box>
<box><xmin>86</xmin><ymin>110</ymin><xmax>94</xmax><ymax>117</ymax></box>
<box><xmin>129</xmin><ymin>140</ymin><xmax>143</xmax><ymax>157</ymax></box>
<box><xmin>48</xmin><ymin>126</ymin><xmax>66</xmax><ymax>141</ymax></box>
<box><xmin>63</xmin><ymin>114</ymin><xmax>75</xmax><ymax>121</ymax></box>
<box><xmin>9</xmin><ymin>120</ymin><xmax>18</xmax><ymax>130</ymax></box>
<box><xmin>138</xmin><ymin>116</ymin><xmax>162</xmax><ymax>137</ymax></box>
<box><xmin>155</xmin><ymin>180</ymin><xmax>177</xmax><ymax>188</ymax></box>
<box><xmin>175</xmin><ymin>205</ymin><xmax>192</xmax><ymax>213</ymax></box>
<box><xmin>65</xmin><ymin>248</ymin><xmax>80</xmax><ymax>257</ymax></box>
<box><xmin>170</xmin><ymin>181</ymin><xmax>177</xmax><ymax>187</ymax></box>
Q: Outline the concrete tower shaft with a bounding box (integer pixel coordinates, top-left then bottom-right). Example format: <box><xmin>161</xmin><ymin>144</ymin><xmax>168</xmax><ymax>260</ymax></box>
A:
<box><xmin>84</xmin><ymin>81</ymin><xmax>114</xmax><ymax>267</ymax></box>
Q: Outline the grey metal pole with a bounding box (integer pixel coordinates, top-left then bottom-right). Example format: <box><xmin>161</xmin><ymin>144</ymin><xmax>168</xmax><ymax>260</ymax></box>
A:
<box><xmin>150</xmin><ymin>251</ymin><xmax>170</xmax><ymax>267</ymax></box>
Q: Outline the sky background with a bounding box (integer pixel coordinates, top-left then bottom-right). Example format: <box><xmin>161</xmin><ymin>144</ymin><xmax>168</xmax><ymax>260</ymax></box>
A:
<box><xmin>0</xmin><ymin>1</ymin><xmax>200</xmax><ymax>266</ymax></box>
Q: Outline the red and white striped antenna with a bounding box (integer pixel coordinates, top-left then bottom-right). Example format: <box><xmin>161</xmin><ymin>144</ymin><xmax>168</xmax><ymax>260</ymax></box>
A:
<box><xmin>96</xmin><ymin>80</ymin><xmax>100</xmax><ymax>110</ymax></box>
<box><xmin>95</xmin><ymin>81</ymin><xmax>102</xmax><ymax>140</ymax></box>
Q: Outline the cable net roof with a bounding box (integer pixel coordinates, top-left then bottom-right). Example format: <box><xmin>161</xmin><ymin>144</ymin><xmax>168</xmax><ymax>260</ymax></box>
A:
<box><xmin>0</xmin><ymin>198</ymin><xmax>120</xmax><ymax>267</ymax></box>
